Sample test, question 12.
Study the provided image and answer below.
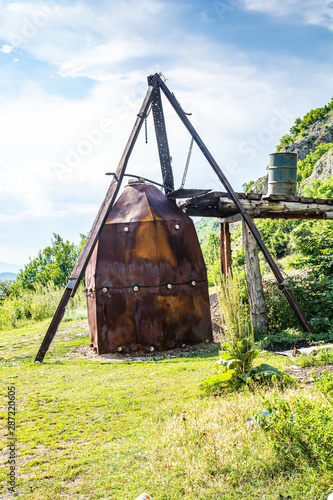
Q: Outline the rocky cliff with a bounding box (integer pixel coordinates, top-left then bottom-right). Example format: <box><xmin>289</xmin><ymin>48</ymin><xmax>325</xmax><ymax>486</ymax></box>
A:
<box><xmin>299</xmin><ymin>148</ymin><xmax>333</xmax><ymax>194</ymax></box>
<box><xmin>249</xmin><ymin>107</ymin><xmax>333</xmax><ymax>195</ymax></box>
<box><xmin>282</xmin><ymin>112</ymin><xmax>333</xmax><ymax>161</ymax></box>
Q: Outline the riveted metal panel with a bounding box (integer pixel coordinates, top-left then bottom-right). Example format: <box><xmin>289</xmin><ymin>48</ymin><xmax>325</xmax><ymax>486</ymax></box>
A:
<box><xmin>85</xmin><ymin>183</ymin><xmax>212</xmax><ymax>354</ymax></box>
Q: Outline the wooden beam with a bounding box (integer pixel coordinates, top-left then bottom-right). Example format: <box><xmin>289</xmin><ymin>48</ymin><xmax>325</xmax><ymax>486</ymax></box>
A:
<box><xmin>183</xmin><ymin>197</ymin><xmax>333</xmax><ymax>220</ymax></box>
<box><xmin>220</xmin><ymin>222</ymin><xmax>232</xmax><ymax>277</ymax></box>
<box><xmin>242</xmin><ymin>221</ymin><xmax>268</xmax><ymax>333</ymax></box>
<box><xmin>218</xmin><ymin>197</ymin><xmax>333</xmax><ymax>217</ymax></box>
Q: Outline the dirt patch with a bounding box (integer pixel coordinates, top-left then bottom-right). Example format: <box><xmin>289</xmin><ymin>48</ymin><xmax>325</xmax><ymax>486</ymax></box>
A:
<box><xmin>64</xmin><ymin>342</ymin><xmax>219</xmax><ymax>362</ymax></box>
<box><xmin>286</xmin><ymin>363</ymin><xmax>333</xmax><ymax>382</ymax></box>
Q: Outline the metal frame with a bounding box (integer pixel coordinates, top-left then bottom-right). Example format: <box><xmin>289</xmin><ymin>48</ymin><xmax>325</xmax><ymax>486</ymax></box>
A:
<box><xmin>35</xmin><ymin>73</ymin><xmax>311</xmax><ymax>362</ymax></box>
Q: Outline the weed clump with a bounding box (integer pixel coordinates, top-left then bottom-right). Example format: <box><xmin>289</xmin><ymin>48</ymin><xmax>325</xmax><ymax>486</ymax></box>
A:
<box><xmin>201</xmin><ymin>274</ymin><xmax>292</xmax><ymax>393</ymax></box>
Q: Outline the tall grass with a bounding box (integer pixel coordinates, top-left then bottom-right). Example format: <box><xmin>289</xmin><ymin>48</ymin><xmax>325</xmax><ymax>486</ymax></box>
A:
<box><xmin>0</xmin><ymin>282</ymin><xmax>87</xmax><ymax>330</ymax></box>
<box><xmin>216</xmin><ymin>272</ymin><xmax>253</xmax><ymax>350</ymax></box>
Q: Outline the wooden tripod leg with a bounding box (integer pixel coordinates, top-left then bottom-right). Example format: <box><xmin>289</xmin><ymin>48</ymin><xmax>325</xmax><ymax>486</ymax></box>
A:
<box><xmin>35</xmin><ymin>76</ymin><xmax>159</xmax><ymax>363</ymax></box>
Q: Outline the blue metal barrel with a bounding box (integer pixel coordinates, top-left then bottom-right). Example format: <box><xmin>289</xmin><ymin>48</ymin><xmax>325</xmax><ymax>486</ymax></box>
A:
<box><xmin>268</xmin><ymin>153</ymin><xmax>297</xmax><ymax>196</ymax></box>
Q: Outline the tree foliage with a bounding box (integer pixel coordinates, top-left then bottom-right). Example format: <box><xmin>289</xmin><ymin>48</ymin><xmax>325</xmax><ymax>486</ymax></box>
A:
<box><xmin>297</xmin><ymin>143</ymin><xmax>333</xmax><ymax>188</ymax></box>
<box><xmin>14</xmin><ymin>234</ymin><xmax>85</xmax><ymax>291</ymax></box>
<box><xmin>255</xmin><ymin>219</ymin><xmax>300</xmax><ymax>258</ymax></box>
<box><xmin>0</xmin><ymin>280</ymin><xmax>15</xmax><ymax>303</ymax></box>
<box><xmin>302</xmin><ymin>176</ymin><xmax>333</xmax><ymax>198</ymax></box>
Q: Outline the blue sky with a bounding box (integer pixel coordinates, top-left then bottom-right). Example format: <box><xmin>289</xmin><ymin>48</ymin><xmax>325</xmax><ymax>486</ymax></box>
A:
<box><xmin>0</xmin><ymin>0</ymin><xmax>333</xmax><ymax>268</ymax></box>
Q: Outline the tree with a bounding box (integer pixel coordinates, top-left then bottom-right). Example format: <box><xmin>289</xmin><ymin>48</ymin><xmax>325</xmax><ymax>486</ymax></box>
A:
<box><xmin>256</xmin><ymin>219</ymin><xmax>300</xmax><ymax>259</ymax></box>
<box><xmin>14</xmin><ymin>234</ymin><xmax>85</xmax><ymax>290</ymax></box>
<box><xmin>290</xmin><ymin>221</ymin><xmax>333</xmax><ymax>276</ymax></box>
<box><xmin>0</xmin><ymin>280</ymin><xmax>15</xmax><ymax>303</ymax></box>
<box><xmin>202</xmin><ymin>232</ymin><xmax>220</xmax><ymax>266</ymax></box>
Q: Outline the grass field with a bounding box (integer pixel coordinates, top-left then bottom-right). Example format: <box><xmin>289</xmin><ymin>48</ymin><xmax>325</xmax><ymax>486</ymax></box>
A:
<box><xmin>1</xmin><ymin>319</ymin><xmax>332</xmax><ymax>500</ymax></box>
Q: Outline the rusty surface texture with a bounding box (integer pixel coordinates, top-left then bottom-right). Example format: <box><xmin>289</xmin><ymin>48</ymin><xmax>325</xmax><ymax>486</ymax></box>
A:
<box><xmin>85</xmin><ymin>182</ymin><xmax>212</xmax><ymax>354</ymax></box>
<box><xmin>268</xmin><ymin>153</ymin><xmax>298</xmax><ymax>196</ymax></box>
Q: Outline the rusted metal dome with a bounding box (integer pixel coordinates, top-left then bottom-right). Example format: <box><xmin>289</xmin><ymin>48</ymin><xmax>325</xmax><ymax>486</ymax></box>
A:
<box><xmin>85</xmin><ymin>181</ymin><xmax>212</xmax><ymax>354</ymax></box>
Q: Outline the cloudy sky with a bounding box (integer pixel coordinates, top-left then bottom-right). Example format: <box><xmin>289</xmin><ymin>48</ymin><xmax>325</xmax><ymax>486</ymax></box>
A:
<box><xmin>0</xmin><ymin>0</ymin><xmax>333</xmax><ymax>269</ymax></box>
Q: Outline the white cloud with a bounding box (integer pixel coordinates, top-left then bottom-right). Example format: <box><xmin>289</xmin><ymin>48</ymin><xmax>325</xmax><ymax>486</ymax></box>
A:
<box><xmin>0</xmin><ymin>44</ymin><xmax>14</xmax><ymax>53</ymax></box>
<box><xmin>242</xmin><ymin>0</ymin><xmax>333</xmax><ymax>31</ymax></box>
<box><xmin>0</xmin><ymin>0</ymin><xmax>333</xmax><ymax>263</ymax></box>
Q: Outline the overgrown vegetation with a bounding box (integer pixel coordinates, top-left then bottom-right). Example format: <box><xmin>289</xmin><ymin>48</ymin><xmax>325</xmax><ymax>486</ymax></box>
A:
<box><xmin>264</xmin><ymin>274</ymin><xmax>333</xmax><ymax>335</ymax></box>
<box><xmin>0</xmin><ymin>282</ymin><xmax>87</xmax><ymax>330</ymax></box>
<box><xmin>296</xmin><ymin>347</ymin><xmax>333</xmax><ymax>367</ymax></box>
<box><xmin>276</xmin><ymin>96</ymin><xmax>333</xmax><ymax>151</ymax></box>
<box><xmin>0</xmin><ymin>234</ymin><xmax>87</xmax><ymax>330</ymax></box>
<box><xmin>259</xmin><ymin>371</ymin><xmax>333</xmax><ymax>472</ymax></box>
<box><xmin>297</xmin><ymin>142</ymin><xmax>333</xmax><ymax>188</ymax></box>
<box><xmin>200</xmin><ymin>215</ymin><xmax>333</xmax><ymax>341</ymax></box>
<box><xmin>201</xmin><ymin>274</ymin><xmax>291</xmax><ymax>393</ymax></box>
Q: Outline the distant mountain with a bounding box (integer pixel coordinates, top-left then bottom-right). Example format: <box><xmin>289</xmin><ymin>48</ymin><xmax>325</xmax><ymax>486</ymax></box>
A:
<box><xmin>0</xmin><ymin>272</ymin><xmax>17</xmax><ymax>282</ymax></box>
<box><xmin>0</xmin><ymin>261</ymin><xmax>22</xmax><ymax>274</ymax></box>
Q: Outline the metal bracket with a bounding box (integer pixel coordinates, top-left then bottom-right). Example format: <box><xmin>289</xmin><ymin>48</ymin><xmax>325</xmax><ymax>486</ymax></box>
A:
<box><xmin>278</xmin><ymin>280</ymin><xmax>288</xmax><ymax>290</ymax></box>
<box><xmin>67</xmin><ymin>278</ymin><xmax>77</xmax><ymax>290</ymax></box>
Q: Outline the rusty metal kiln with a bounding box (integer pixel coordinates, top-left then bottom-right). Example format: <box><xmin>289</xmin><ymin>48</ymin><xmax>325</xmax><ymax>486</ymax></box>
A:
<box><xmin>36</xmin><ymin>73</ymin><xmax>311</xmax><ymax>362</ymax></box>
<box><xmin>85</xmin><ymin>181</ymin><xmax>212</xmax><ymax>354</ymax></box>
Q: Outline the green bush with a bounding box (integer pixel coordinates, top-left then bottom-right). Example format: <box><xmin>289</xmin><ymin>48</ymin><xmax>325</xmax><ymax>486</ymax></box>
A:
<box><xmin>297</xmin><ymin>347</ymin><xmax>333</xmax><ymax>367</ymax></box>
<box><xmin>264</xmin><ymin>274</ymin><xmax>333</xmax><ymax>336</ymax></box>
<box><xmin>302</xmin><ymin>175</ymin><xmax>333</xmax><ymax>198</ymax></box>
<box><xmin>297</xmin><ymin>143</ymin><xmax>333</xmax><ymax>188</ymax></box>
<box><xmin>259</xmin><ymin>372</ymin><xmax>333</xmax><ymax>470</ymax></box>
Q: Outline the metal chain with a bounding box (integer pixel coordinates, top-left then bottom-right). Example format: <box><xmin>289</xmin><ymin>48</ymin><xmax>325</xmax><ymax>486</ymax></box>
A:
<box><xmin>180</xmin><ymin>136</ymin><xmax>194</xmax><ymax>189</ymax></box>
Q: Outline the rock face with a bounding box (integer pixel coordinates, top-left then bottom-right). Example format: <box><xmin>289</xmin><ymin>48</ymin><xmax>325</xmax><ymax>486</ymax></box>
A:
<box><xmin>283</xmin><ymin>113</ymin><xmax>333</xmax><ymax>161</ymax></box>
<box><xmin>299</xmin><ymin>148</ymin><xmax>333</xmax><ymax>194</ymax></box>
<box><xmin>249</xmin><ymin>175</ymin><xmax>268</xmax><ymax>195</ymax></box>
<box><xmin>248</xmin><ymin>111</ymin><xmax>333</xmax><ymax>195</ymax></box>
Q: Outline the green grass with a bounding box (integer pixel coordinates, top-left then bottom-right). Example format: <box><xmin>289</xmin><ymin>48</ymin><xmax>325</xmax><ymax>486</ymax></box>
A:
<box><xmin>296</xmin><ymin>347</ymin><xmax>333</xmax><ymax>367</ymax></box>
<box><xmin>1</xmin><ymin>320</ymin><xmax>333</xmax><ymax>499</ymax></box>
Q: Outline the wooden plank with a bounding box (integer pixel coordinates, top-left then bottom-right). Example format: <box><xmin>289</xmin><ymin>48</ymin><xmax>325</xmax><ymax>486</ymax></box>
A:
<box><xmin>263</xmin><ymin>194</ymin><xmax>300</xmax><ymax>202</ymax></box>
<box><xmin>35</xmin><ymin>76</ymin><xmax>159</xmax><ymax>363</ymax></box>
<box><xmin>242</xmin><ymin>220</ymin><xmax>268</xmax><ymax>333</ymax></box>
<box><xmin>315</xmin><ymin>198</ymin><xmax>329</xmax><ymax>204</ymax></box>
<box><xmin>246</xmin><ymin>193</ymin><xmax>262</xmax><ymax>200</ymax></box>
<box><xmin>299</xmin><ymin>196</ymin><xmax>314</xmax><ymax>203</ymax></box>
<box><xmin>217</xmin><ymin>197</ymin><xmax>333</xmax><ymax>216</ymax></box>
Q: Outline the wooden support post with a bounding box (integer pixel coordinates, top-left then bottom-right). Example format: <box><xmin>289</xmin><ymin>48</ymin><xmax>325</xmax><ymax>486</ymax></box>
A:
<box><xmin>220</xmin><ymin>221</ymin><xmax>232</xmax><ymax>277</ymax></box>
<box><xmin>242</xmin><ymin>220</ymin><xmax>268</xmax><ymax>333</ymax></box>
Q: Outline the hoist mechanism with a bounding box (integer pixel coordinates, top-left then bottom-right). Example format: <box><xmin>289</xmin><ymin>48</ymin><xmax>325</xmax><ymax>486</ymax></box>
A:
<box><xmin>35</xmin><ymin>72</ymin><xmax>311</xmax><ymax>363</ymax></box>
